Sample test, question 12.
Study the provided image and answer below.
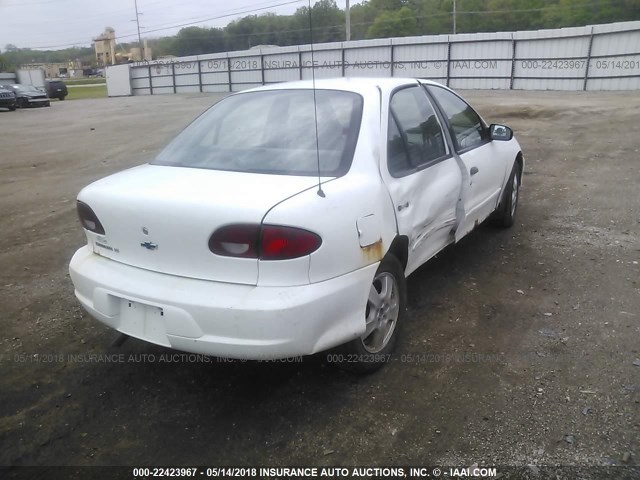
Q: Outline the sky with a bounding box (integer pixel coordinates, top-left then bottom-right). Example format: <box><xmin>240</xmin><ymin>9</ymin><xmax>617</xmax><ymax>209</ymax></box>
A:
<box><xmin>0</xmin><ymin>0</ymin><xmax>360</xmax><ymax>51</ymax></box>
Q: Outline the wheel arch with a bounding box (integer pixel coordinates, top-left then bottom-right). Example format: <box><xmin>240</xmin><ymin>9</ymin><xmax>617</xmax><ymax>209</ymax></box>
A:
<box><xmin>515</xmin><ymin>151</ymin><xmax>524</xmax><ymax>181</ymax></box>
<box><xmin>384</xmin><ymin>234</ymin><xmax>409</xmax><ymax>273</ymax></box>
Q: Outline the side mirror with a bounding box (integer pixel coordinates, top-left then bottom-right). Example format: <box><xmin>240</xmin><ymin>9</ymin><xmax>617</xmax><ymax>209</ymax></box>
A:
<box><xmin>490</xmin><ymin>124</ymin><xmax>513</xmax><ymax>141</ymax></box>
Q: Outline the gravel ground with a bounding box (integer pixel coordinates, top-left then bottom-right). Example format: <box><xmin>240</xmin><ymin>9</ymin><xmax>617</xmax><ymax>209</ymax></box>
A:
<box><xmin>0</xmin><ymin>90</ymin><xmax>638</xmax><ymax>471</ymax></box>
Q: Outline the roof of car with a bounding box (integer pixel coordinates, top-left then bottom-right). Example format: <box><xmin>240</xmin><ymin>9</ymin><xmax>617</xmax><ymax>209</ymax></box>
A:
<box><xmin>244</xmin><ymin>77</ymin><xmax>445</xmax><ymax>95</ymax></box>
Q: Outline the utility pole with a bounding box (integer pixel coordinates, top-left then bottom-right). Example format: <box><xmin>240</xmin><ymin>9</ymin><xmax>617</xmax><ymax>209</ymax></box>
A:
<box><xmin>452</xmin><ymin>0</ymin><xmax>457</xmax><ymax>35</ymax></box>
<box><xmin>134</xmin><ymin>0</ymin><xmax>145</xmax><ymax>61</ymax></box>
<box><xmin>345</xmin><ymin>0</ymin><xmax>351</xmax><ymax>41</ymax></box>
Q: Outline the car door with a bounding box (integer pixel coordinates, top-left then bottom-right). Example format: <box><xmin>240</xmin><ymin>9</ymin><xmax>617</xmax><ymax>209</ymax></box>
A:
<box><xmin>426</xmin><ymin>85</ymin><xmax>509</xmax><ymax>236</ymax></box>
<box><xmin>380</xmin><ymin>84</ymin><xmax>462</xmax><ymax>277</ymax></box>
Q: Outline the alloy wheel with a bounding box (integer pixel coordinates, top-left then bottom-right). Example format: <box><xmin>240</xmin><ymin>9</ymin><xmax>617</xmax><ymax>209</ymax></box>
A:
<box><xmin>361</xmin><ymin>272</ymin><xmax>400</xmax><ymax>353</ymax></box>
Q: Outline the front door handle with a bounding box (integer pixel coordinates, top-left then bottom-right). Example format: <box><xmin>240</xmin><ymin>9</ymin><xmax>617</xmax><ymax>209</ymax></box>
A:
<box><xmin>470</xmin><ymin>166</ymin><xmax>479</xmax><ymax>176</ymax></box>
<box><xmin>397</xmin><ymin>201</ymin><xmax>409</xmax><ymax>211</ymax></box>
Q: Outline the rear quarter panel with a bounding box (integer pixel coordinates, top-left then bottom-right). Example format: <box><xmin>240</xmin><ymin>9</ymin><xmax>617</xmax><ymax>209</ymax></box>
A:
<box><xmin>263</xmin><ymin>173</ymin><xmax>397</xmax><ymax>284</ymax></box>
<box><xmin>262</xmin><ymin>90</ymin><xmax>398</xmax><ymax>284</ymax></box>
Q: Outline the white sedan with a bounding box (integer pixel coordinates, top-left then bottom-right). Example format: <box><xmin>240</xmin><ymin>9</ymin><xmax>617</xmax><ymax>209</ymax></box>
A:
<box><xmin>69</xmin><ymin>78</ymin><xmax>523</xmax><ymax>372</ymax></box>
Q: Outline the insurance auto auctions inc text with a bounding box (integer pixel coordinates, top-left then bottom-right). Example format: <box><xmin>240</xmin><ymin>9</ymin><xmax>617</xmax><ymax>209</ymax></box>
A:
<box><xmin>217</xmin><ymin>466</ymin><xmax>498</xmax><ymax>478</ymax></box>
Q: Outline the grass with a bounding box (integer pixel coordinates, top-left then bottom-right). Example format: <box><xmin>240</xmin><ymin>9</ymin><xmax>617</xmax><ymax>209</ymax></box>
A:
<box><xmin>65</xmin><ymin>85</ymin><xmax>107</xmax><ymax>100</ymax></box>
<box><xmin>64</xmin><ymin>78</ymin><xmax>106</xmax><ymax>86</ymax></box>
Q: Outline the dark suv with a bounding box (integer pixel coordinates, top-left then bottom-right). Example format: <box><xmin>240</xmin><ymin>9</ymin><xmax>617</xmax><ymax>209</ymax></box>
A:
<box><xmin>0</xmin><ymin>84</ymin><xmax>17</xmax><ymax>111</ymax></box>
<box><xmin>45</xmin><ymin>80</ymin><xmax>68</xmax><ymax>100</ymax></box>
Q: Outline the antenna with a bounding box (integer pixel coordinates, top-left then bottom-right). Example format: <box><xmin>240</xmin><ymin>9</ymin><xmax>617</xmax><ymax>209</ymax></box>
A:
<box><xmin>308</xmin><ymin>0</ymin><xmax>325</xmax><ymax>198</ymax></box>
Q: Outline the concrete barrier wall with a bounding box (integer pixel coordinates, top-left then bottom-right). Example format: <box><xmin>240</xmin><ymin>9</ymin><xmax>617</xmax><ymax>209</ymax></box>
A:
<box><xmin>107</xmin><ymin>20</ymin><xmax>640</xmax><ymax>96</ymax></box>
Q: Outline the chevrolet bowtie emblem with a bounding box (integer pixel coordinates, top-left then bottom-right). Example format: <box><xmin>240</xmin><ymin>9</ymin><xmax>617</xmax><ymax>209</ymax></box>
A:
<box><xmin>140</xmin><ymin>241</ymin><xmax>158</xmax><ymax>250</ymax></box>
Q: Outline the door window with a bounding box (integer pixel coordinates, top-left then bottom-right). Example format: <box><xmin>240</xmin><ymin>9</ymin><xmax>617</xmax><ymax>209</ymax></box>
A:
<box><xmin>387</xmin><ymin>86</ymin><xmax>447</xmax><ymax>177</ymax></box>
<box><xmin>428</xmin><ymin>86</ymin><xmax>488</xmax><ymax>152</ymax></box>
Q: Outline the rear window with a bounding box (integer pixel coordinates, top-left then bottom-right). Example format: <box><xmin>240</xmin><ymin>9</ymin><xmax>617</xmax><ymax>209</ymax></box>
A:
<box><xmin>152</xmin><ymin>89</ymin><xmax>363</xmax><ymax>176</ymax></box>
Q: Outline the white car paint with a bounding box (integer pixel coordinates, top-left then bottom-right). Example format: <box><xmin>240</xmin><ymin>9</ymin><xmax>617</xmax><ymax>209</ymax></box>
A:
<box><xmin>379</xmin><ymin>84</ymin><xmax>461</xmax><ymax>276</ymax></box>
<box><xmin>69</xmin><ymin>77</ymin><xmax>523</xmax><ymax>359</ymax></box>
<box><xmin>76</xmin><ymin>164</ymin><xmax>324</xmax><ymax>286</ymax></box>
<box><xmin>71</xmin><ymin>245</ymin><xmax>378</xmax><ymax>358</ymax></box>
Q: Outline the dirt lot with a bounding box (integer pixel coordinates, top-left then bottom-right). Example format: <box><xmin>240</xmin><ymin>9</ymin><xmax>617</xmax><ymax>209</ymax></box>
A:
<box><xmin>0</xmin><ymin>90</ymin><xmax>639</xmax><ymax>470</ymax></box>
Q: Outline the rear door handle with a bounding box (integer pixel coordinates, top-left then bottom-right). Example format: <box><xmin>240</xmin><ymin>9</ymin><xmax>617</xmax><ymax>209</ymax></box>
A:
<box><xmin>397</xmin><ymin>201</ymin><xmax>409</xmax><ymax>211</ymax></box>
<box><xmin>470</xmin><ymin>166</ymin><xmax>479</xmax><ymax>176</ymax></box>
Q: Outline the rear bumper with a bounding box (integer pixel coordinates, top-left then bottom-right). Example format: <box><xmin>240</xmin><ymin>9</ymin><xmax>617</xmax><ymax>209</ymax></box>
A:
<box><xmin>69</xmin><ymin>246</ymin><xmax>375</xmax><ymax>359</ymax></box>
<box><xmin>47</xmin><ymin>88</ymin><xmax>67</xmax><ymax>98</ymax></box>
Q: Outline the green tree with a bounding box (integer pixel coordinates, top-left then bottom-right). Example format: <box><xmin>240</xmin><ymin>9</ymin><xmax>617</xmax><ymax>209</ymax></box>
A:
<box><xmin>0</xmin><ymin>54</ymin><xmax>14</xmax><ymax>72</ymax></box>
<box><xmin>367</xmin><ymin>6</ymin><xmax>419</xmax><ymax>38</ymax></box>
<box><xmin>290</xmin><ymin>0</ymin><xmax>345</xmax><ymax>44</ymax></box>
<box><xmin>1</xmin><ymin>46</ymin><xmax>94</xmax><ymax>67</ymax></box>
<box><xmin>543</xmin><ymin>0</ymin><xmax>640</xmax><ymax>28</ymax></box>
<box><xmin>369</xmin><ymin>0</ymin><xmax>409</xmax><ymax>11</ymax></box>
<box><xmin>350</xmin><ymin>2</ymin><xmax>378</xmax><ymax>39</ymax></box>
<box><xmin>13</xmin><ymin>0</ymin><xmax>639</xmax><ymax>60</ymax></box>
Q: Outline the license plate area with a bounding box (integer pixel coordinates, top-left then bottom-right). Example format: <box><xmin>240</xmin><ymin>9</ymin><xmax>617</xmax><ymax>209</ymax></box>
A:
<box><xmin>119</xmin><ymin>299</ymin><xmax>169</xmax><ymax>347</ymax></box>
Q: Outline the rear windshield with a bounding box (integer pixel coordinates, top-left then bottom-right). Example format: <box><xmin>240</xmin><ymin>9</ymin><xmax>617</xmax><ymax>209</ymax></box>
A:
<box><xmin>152</xmin><ymin>89</ymin><xmax>363</xmax><ymax>176</ymax></box>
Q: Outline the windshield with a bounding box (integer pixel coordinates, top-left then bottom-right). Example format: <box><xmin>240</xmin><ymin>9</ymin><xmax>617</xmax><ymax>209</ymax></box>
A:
<box><xmin>15</xmin><ymin>85</ymin><xmax>42</xmax><ymax>93</ymax></box>
<box><xmin>153</xmin><ymin>89</ymin><xmax>363</xmax><ymax>177</ymax></box>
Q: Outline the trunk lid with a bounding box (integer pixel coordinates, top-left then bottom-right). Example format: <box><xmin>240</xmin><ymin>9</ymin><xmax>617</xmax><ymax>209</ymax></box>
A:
<box><xmin>78</xmin><ymin>164</ymin><xmax>319</xmax><ymax>285</ymax></box>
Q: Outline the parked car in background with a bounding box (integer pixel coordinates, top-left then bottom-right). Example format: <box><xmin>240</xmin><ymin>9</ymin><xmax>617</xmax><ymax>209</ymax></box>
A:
<box><xmin>83</xmin><ymin>68</ymin><xmax>104</xmax><ymax>78</ymax></box>
<box><xmin>0</xmin><ymin>85</ymin><xmax>17</xmax><ymax>111</ymax></box>
<box><xmin>45</xmin><ymin>80</ymin><xmax>68</xmax><ymax>100</ymax></box>
<box><xmin>69</xmin><ymin>78</ymin><xmax>523</xmax><ymax>372</ymax></box>
<box><xmin>5</xmin><ymin>84</ymin><xmax>50</xmax><ymax>108</ymax></box>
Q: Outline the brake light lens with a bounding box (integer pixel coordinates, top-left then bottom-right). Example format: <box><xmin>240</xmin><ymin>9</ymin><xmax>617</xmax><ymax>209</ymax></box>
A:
<box><xmin>260</xmin><ymin>225</ymin><xmax>322</xmax><ymax>260</ymax></box>
<box><xmin>208</xmin><ymin>224</ymin><xmax>260</xmax><ymax>258</ymax></box>
<box><xmin>209</xmin><ymin>224</ymin><xmax>321</xmax><ymax>260</ymax></box>
<box><xmin>76</xmin><ymin>201</ymin><xmax>105</xmax><ymax>234</ymax></box>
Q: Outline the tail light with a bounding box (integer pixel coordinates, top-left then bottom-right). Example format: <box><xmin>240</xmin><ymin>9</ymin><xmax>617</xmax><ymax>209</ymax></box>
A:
<box><xmin>208</xmin><ymin>224</ymin><xmax>259</xmax><ymax>258</ymax></box>
<box><xmin>76</xmin><ymin>201</ymin><xmax>105</xmax><ymax>235</ymax></box>
<box><xmin>260</xmin><ymin>225</ymin><xmax>322</xmax><ymax>260</ymax></box>
<box><xmin>209</xmin><ymin>224</ymin><xmax>321</xmax><ymax>260</ymax></box>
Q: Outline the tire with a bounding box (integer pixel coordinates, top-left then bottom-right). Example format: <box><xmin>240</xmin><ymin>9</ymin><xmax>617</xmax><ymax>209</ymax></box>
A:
<box><xmin>18</xmin><ymin>98</ymin><xmax>28</xmax><ymax>108</ymax></box>
<box><xmin>9</xmin><ymin>106</ymin><xmax>16</xmax><ymax>111</ymax></box>
<box><xmin>333</xmin><ymin>255</ymin><xmax>406</xmax><ymax>373</ymax></box>
<box><xmin>59</xmin><ymin>96</ymin><xmax>65</xmax><ymax>101</ymax></box>
<box><xmin>492</xmin><ymin>161</ymin><xmax>521</xmax><ymax>228</ymax></box>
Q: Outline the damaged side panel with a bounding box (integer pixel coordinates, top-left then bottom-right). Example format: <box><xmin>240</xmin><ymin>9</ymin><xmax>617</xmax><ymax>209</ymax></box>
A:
<box><xmin>361</xmin><ymin>238</ymin><xmax>384</xmax><ymax>263</ymax></box>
